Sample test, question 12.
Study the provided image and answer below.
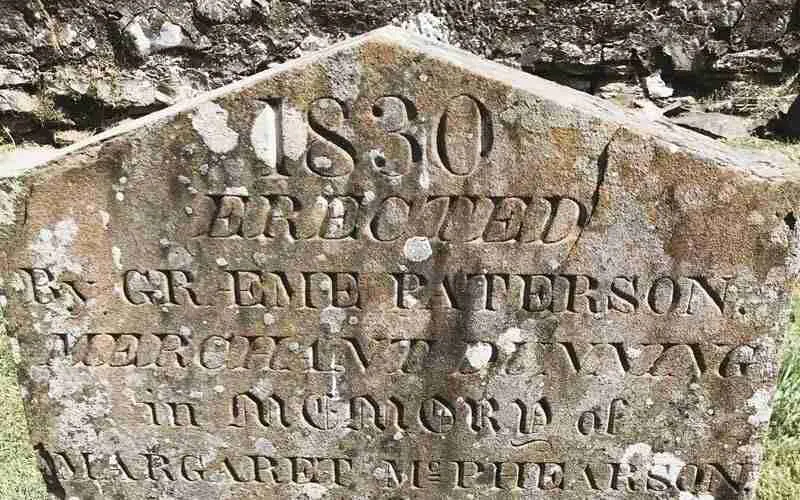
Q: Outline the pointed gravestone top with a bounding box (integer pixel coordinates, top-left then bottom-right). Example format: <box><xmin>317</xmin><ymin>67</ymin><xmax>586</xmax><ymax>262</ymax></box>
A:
<box><xmin>1</xmin><ymin>26</ymin><xmax>798</xmax><ymax>499</ymax></box>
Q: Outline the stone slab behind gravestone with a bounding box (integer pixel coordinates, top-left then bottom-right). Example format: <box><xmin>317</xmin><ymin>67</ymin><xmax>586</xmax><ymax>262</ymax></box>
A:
<box><xmin>0</xmin><ymin>27</ymin><xmax>798</xmax><ymax>499</ymax></box>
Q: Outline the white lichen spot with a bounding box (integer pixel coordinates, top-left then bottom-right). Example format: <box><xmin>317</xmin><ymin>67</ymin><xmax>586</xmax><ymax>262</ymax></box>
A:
<box><xmin>679</xmin><ymin>186</ymin><xmax>707</xmax><ymax>208</ymax></box>
<box><xmin>496</xmin><ymin>327</ymin><xmax>523</xmax><ymax>355</ymax></box>
<box><xmin>263</xmin><ymin>313</ymin><xmax>275</xmax><ymax>325</ymax></box>
<box><xmin>281</xmin><ymin>104</ymin><xmax>307</xmax><ymax>161</ymax></box>
<box><xmin>373</xmin><ymin>465</ymin><xmax>390</xmax><ymax>480</ymax></box>
<box><xmin>254</xmin><ymin>438</ymin><xmax>275</xmax><ymax>454</ymax></box>
<box><xmin>214</xmin><ymin>385</ymin><xmax>225</xmax><ymax>393</ymax></box>
<box><xmin>401</xmin><ymin>12</ymin><xmax>451</xmax><ymax>43</ymax></box>
<box><xmin>320</xmin><ymin>306</ymin><xmax>347</xmax><ymax>334</ymax></box>
<box><xmin>313</xmin><ymin>156</ymin><xmax>333</xmax><ymax>172</ymax></box>
<box><xmin>418</xmin><ymin>166</ymin><xmax>431</xmax><ymax>189</ymax></box>
<box><xmin>651</xmin><ymin>452</ymin><xmax>685</xmax><ymax>484</ymax></box>
<box><xmin>115</xmin><ymin>191</ymin><xmax>125</xmax><ymax>201</ymax></box>
<box><xmin>177</xmin><ymin>175</ymin><xmax>191</xmax><ymax>185</ymax></box>
<box><xmin>679</xmin><ymin>493</ymin><xmax>715</xmax><ymax>500</ymax></box>
<box><xmin>621</xmin><ymin>443</ymin><xmax>653</xmax><ymax>465</ymax></box>
<box><xmin>184</xmin><ymin>206</ymin><xmax>193</xmax><ymax>215</ymax></box>
<box><xmin>111</xmin><ymin>246</ymin><xmax>123</xmax><ymax>270</ymax></box>
<box><xmin>191</xmin><ymin>101</ymin><xmax>239</xmax><ymax>154</ymax></box>
<box><xmin>251</xmin><ymin>104</ymin><xmax>278</xmax><ymax>170</ymax></box>
<box><xmin>298</xmin><ymin>483</ymin><xmax>328</xmax><ymax>500</ymax></box>
<box><xmin>252</xmin><ymin>252</ymin><xmax>268</xmax><ymax>267</ymax></box>
<box><xmin>47</xmin><ymin>359</ymin><xmax>112</xmax><ymax>449</ymax></box>
<box><xmin>30</xmin><ymin>219</ymin><xmax>81</xmax><ymax>275</ymax></box>
<box><xmin>746</xmin><ymin>388</ymin><xmax>773</xmax><ymax>427</ymax></box>
<box><xmin>324</xmin><ymin>49</ymin><xmax>362</xmax><ymax>103</ymax></box>
<box><xmin>215</xmin><ymin>257</ymin><xmax>228</xmax><ymax>267</ymax></box>
<box><xmin>98</xmin><ymin>209</ymin><xmax>110</xmax><ymax>229</ymax></box>
<box><xmin>464</xmin><ymin>342</ymin><xmax>493</xmax><ymax>371</ymax></box>
<box><xmin>404</xmin><ymin>236</ymin><xmax>432</xmax><ymax>262</ymax></box>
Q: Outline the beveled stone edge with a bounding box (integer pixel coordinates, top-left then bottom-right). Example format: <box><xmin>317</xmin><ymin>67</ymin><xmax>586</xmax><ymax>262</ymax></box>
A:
<box><xmin>0</xmin><ymin>26</ymin><xmax>795</xmax><ymax>181</ymax></box>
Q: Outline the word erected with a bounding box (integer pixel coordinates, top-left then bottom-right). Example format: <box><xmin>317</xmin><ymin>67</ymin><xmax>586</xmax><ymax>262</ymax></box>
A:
<box><xmin>190</xmin><ymin>194</ymin><xmax>584</xmax><ymax>243</ymax></box>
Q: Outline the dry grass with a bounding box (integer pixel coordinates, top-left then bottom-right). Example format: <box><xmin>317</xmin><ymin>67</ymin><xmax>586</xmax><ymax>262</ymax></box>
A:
<box><xmin>702</xmin><ymin>76</ymin><xmax>799</xmax><ymax>122</ymax></box>
<box><xmin>725</xmin><ymin>136</ymin><xmax>800</xmax><ymax>163</ymax></box>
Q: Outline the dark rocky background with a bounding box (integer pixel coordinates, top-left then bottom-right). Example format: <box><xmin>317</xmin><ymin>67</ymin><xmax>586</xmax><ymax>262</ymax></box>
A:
<box><xmin>3</xmin><ymin>0</ymin><xmax>800</xmax><ymax>146</ymax></box>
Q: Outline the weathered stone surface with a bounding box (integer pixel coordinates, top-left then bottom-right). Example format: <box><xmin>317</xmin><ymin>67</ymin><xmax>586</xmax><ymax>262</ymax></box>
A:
<box><xmin>4</xmin><ymin>1</ymin><xmax>800</xmax><ymax>145</ymax></box>
<box><xmin>1</xmin><ymin>28</ymin><xmax>799</xmax><ymax>499</ymax></box>
<box><xmin>670</xmin><ymin>111</ymin><xmax>755</xmax><ymax>139</ymax></box>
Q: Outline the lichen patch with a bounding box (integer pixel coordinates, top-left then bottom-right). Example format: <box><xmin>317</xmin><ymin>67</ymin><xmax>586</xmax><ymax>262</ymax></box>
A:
<box><xmin>403</xmin><ymin>236</ymin><xmax>432</xmax><ymax>262</ymax></box>
<box><xmin>30</xmin><ymin>218</ymin><xmax>81</xmax><ymax>275</ymax></box>
<box><xmin>746</xmin><ymin>388</ymin><xmax>773</xmax><ymax>427</ymax></box>
<box><xmin>191</xmin><ymin>101</ymin><xmax>239</xmax><ymax>154</ymax></box>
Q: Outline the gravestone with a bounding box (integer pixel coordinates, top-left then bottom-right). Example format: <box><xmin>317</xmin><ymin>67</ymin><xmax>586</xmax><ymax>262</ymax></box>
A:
<box><xmin>1</xmin><ymin>27</ymin><xmax>798</xmax><ymax>499</ymax></box>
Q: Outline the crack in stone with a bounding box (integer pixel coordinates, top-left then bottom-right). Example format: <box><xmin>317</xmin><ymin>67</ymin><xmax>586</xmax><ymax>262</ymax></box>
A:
<box><xmin>553</xmin><ymin>125</ymin><xmax>619</xmax><ymax>271</ymax></box>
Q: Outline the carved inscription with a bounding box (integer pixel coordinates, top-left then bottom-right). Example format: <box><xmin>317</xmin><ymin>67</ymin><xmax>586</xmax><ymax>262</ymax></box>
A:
<box><xmin>9</xmin><ymin>68</ymin><xmax>780</xmax><ymax>499</ymax></box>
<box><xmin>436</xmin><ymin>95</ymin><xmax>493</xmax><ymax>175</ymax></box>
<box><xmin>307</xmin><ymin>98</ymin><xmax>356</xmax><ymax>177</ymax></box>
<box><xmin>50</xmin><ymin>331</ymin><xmax>768</xmax><ymax>381</ymax></box>
<box><xmin>190</xmin><ymin>194</ymin><xmax>586</xmax><ymax>243</ymax></box>
<box><xmin>17</xmin><ymin>268</ymin><xmax>92</xmax><ymax>314</ymax></box>
<box><xmin>37</xmin><ymin>446</ymin><xmax>754</xmax><ymax>496</ymax></box>
<box><xmin>115</xmin><ymin>268</ymin><xmax>733</xmax><ymax>317</ymax></box>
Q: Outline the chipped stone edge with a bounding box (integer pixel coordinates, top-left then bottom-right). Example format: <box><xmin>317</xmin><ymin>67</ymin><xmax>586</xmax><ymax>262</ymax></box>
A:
<box><xmin>0</xmin><ymin>26</ymin><xmax>796</xmax><ymax>181</ymax></box>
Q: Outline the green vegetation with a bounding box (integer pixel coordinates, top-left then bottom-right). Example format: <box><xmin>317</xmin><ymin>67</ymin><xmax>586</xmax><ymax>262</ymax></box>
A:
<box><xmin>0</xmin><ymin>302</ymin><xmax>799</xmax><ymax>498</ymax></box>
<box><xmin>759</xmin><ymin>298</ymin><xmax>800</xmax><ymax>499</ymax></box>
<box><xmin>0</xmin><ymin>336</ymin><xmax>46</xmax><ymax>499</ymax></box>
